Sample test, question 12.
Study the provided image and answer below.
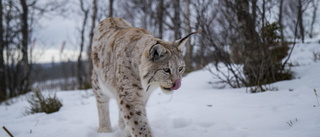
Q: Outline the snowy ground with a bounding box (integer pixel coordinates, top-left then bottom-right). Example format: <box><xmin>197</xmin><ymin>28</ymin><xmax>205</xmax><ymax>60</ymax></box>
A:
<box><xmin>1</xmin><ymin>41</ymin><xmax>320</xmax><ymax>137</ymax></box>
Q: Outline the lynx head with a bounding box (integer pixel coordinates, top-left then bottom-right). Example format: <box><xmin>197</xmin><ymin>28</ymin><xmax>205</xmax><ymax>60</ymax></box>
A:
<box><xmin>141</xmin><ymin>32</ymin><xmax>198</xmax><ymax>94</ymax></box>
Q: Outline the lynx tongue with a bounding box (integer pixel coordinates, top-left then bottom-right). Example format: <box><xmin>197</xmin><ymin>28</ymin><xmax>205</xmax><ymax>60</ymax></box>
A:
<box><xmin>171</xmin><ymin>79</ymin><xmax>181</xmax><ymax>90</ymax></box>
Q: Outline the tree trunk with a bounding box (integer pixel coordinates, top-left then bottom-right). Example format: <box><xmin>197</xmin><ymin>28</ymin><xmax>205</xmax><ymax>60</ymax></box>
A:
<box><xmin>297</xmin><ymin>0</ymin><xmax>304</xmax><ymax>43</ymax></box>
<box><xmin>278</xmin><ymin>0</ymin><xmax>284</xmax><ymax>44</ymax></box>
<box><xmin>0</xmin><ymin>0</ymin><xmax>7</xmax><ymax>101</ymax></box>
<box><xmin>261</xmin><ymin>0</ymin><xmax>266</xmax><ymax>27</ymax></box>
<box><xmin>251</xmin><ymin>0</ymin><xmax>257</xmax><ymax>27</ymax></box>
<box><xmin>309</xmin><ymin>0</ymin><xmax>318</xmax><ymax>38</ymax></box>
<box><xmin>156</xmin><ymin>0</ymin><xmax>164</xmax><ymax>39</ymax></box>
<box><xmin>109</xmin><ymin>0</ymin><xmax>113</xmax><ymax>17</ymax></box>
<box><xmin>87</xmin><ymin>0</ymin><xmax>97</xmax><ymax>87</ymax></box>
<box><xmin>184</xmin><ymin>0</ymin><xmax>193</xmax><ymax>72</ymax></box>
<box><xmin>78</xmin><ymin>0</ymin><xmax>89</xmax><ymax>89</ymax></box>
<box><xmin>4</xmin><ymin>0</ymin><xmax>14</xmax><ymax>97</ymax></box>
<box><xmin>173</xmin><ymin>0</ymin><xmax>181</xmax><ymax>40</ymax></box>
<box><xmin>236</xmin><ymin>0</ymin><xmax>263</xmax><ymax>91</ymax></box>
<box><xmin>20</xmin><ymin>0</ymin><xmax>30</xmax><ymax>94</ymax></box>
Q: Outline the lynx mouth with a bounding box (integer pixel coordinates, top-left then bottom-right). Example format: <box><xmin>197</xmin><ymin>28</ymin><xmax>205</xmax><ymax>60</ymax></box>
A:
<box><xmin>161</xmin><ymin>79</ymin><xmax>182</xmax><ymax>91</ymax></box>
<box><xmin>162</xmin><ymin>87</ymin><xmax>172</xmax><ymax>91</ymax></box>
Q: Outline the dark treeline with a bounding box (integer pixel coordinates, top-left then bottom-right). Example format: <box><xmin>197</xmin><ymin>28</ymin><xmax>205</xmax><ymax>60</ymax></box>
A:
<box><xmin>30</xmin><ymin>61</ymin><xmax>88</xmax><ymax>91</ymax></box>
<box><xmin>1</xmin><ymin>0</ymin><xmax>319</xmax><ymax>102</ymax></box>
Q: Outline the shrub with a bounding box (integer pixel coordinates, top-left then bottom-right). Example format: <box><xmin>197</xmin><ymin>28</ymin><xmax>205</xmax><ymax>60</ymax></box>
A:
<box><xmin>243</xmin><ymin>22</ymin><xmax>292</xmax><ymax>92</ymax></box>
<box><xmin>25</xmin><ymin>91</ymin><xmax>63</xmax><ymax>115</ymax></box>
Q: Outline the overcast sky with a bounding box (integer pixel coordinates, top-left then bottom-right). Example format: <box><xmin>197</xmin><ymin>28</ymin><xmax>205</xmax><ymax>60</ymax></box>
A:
<box><xmin>33</xmin><ymin>11</ymin><xmax>86</xmax><ymax>63</ymax></box>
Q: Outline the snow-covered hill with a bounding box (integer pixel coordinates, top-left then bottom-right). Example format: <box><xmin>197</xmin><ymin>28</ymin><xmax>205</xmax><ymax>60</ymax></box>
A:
<box><xmin>1</xmin><ymin>40</ymin><xmax>320</xmax><ymax>137</ymax></box>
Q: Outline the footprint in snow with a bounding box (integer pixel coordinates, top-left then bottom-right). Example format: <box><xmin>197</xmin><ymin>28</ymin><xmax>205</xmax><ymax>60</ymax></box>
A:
<box><xmin>196</xmin><ymin>122</ymin><xmax>214</xmax><ymax>127</ymax></box>
<box><xmin>172</xmin><ymin>118</ymin><xmax>190</xmax><ymax>128</ymax></box>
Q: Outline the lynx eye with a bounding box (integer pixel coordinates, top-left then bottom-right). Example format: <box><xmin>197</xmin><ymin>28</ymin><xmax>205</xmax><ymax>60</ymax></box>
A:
<box><xmin>163</xmin><ymin>68</ymin><xmax>171</xmax><ymax>74</ymax></box>
<box><xmin>178</xmin><ymin>66</ymin><xmax>184</xmax><ymax>72</ymax></box>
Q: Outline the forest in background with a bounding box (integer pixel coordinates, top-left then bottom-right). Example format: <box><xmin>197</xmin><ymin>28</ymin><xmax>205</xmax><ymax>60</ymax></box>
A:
<box><xmin>0</xmin><ymin>0</ymin><xmax>319</xmax><ymax>102</ymax></box>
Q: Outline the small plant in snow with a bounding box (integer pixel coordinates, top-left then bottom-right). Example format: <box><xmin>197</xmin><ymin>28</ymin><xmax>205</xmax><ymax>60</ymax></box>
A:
<box><xmin>25</xmin><ymin>90</ymin><xmax>63</xmax><ymax>115</ymax></box>
<box><xmin>286</xmin><ymin>118</ymin><xmax>298</xmax><ymax>127</ymax></box>
<box><xmin>312</xmin><ymin>51</ymin><xmax>320</xmax><ymax>62</ymax></box>
<box><xmin>247</xmin><ymin>85</ymin><xmax>278</xmax><ymax>93</ymax></box>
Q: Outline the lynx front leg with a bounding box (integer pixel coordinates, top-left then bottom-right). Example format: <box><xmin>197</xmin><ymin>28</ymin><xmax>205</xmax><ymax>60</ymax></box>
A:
<box><xmin>118</xmin><ymin>96</ymin><xmax>153</xmax><ymax>137</ymax></box>
<box><xmin>119</xmin><ymin>112</ymin><xmax>131</xmax><ymax>137</ymax></box>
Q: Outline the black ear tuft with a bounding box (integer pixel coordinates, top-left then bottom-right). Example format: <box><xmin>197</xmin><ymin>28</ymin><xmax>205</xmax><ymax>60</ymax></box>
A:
<box><xmin>175</xmin><ymin>30</ymin><xmax>202</xmax><ymax>50</ymax></box>
<box><xmin>149</xmin><ymin>44</ymin><xmax>166</xmax><ymax>61</ymax></box>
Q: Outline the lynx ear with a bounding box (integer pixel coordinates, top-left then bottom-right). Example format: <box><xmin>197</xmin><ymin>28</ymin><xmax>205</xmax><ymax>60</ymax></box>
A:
<box><xmin>175</xmin><ymin>31</ymin><xmax>201</xmax><ymax>50</ymax></box>
<box><xmin>149</xmin><ymin>44</ymin><xmax>167</xmax><ymax>61</ymax></box>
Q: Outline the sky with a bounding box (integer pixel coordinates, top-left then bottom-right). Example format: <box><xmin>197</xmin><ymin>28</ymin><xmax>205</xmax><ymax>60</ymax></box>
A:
<box><xmin>33</xmin><ymin>10</ymin><xmax>87</xmax><ymax>63</ymax></box>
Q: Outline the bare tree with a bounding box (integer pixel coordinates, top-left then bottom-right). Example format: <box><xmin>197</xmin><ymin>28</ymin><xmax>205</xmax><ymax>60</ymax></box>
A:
<box><xmin>19</xmin><ymin>0</ymin><xmax>30</xmax><ymax>94</ymax></box>
<box><xmin>234</xmin><ymin>0</ymin><xmax>263</xmax><ymax>90</ymax></box>
<box><xmin>173</xmin><ymin>0</ymin><xmax>181</xmax><ymax>40</ymax></box>
<box><xmin>77</xmin><ymin>0</ymin><xmax>89</xmax><ymax>89</ymax></box>
<box><xmin>278</xmin><ymin>0</ymin><xmax>284</xmax><ymax>44</ymax></box>
<box><xmin>0</xmin><ymin>0</ymin><xmax>6</xmax><ymax>102</ymax></box>
<box><xmin>297</xmin><ymin>0</ymin><xmax>305</xmax><ymax>43</ymax></box>
<box><xmin>95</xmin><ymin>0</ymin><xmax>110</xmax><ymax>21</ymax></box>
<box><xmin>283</xmin><ymin>0</ymin><xmax>313</xmax><ymax>42</ymax></box>
<box><xmin>156</xmin><ymin>0</ymin><xmax>164</xmax><ymax>39</ymax></box>
<box><xmin>109</xmin><ymin>0</ymin><xmax>113</xmax><ymax>17</ymax></box>
<box><xmin>191</xmin><ymin>0</ymin><xmax>216</xmax><ymax>70</ymax></box>
<box><xmin>309</xmin><ymin>0</ymin><xmax>319</xmax><ymax>38</ymax></box>
<box><xmin>87</xmin><ymin>0</ymin><xmax>97</xmax><ymax>88</ymax></box>
<box><xmin>183</xmin><ymin>0</ymin><xmax>194</xmax><ymax>73</ymax></box>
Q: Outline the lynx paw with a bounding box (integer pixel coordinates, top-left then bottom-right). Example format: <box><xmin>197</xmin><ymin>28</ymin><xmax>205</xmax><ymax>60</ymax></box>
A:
<box><xmin>98</xmin><ymin>127</ymin><xmax>113</xmax><ymax>133</ymax></box>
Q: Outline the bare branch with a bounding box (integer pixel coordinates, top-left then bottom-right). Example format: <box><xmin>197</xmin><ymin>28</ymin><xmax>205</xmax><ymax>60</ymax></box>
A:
<box><xmin>2</xmin><ymin>126</ymin><xmax>14</xmax><ymax>137</ymax></box>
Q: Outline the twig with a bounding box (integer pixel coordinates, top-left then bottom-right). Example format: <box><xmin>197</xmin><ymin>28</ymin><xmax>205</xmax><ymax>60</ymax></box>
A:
<box><xmin>2</xmin><ymin>126</ymin><xmax>14</xmax><ymax>137</ymax></box>
<box><xmin>286</xmin><ymin>120</ymin><xmax>293</xmax><ymax>127</ymax></box>
<box><xmin>281</xmin><ymin>15</ymin><xmax>299</xmax><ymax>72</ymax></box>
<box><xmin>314</xmin><ymin>89</ymin><xmax>319</xmax><ymax>106</ymax></box>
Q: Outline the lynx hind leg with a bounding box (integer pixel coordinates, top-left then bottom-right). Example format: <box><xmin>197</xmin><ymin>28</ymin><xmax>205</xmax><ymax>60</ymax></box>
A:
<box><xmin>92</xmin><ymin>72</ymin><xmax>113</xmax><ymax>133</ymax></box>
<box><xmin>96</xmin><ymin>97</ymin><xmax>113</xmax><ymax>133</ymax></box>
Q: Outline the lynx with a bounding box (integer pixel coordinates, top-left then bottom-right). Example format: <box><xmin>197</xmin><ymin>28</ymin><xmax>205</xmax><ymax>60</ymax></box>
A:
<box><xmin>91</xmin><ymin>17</ymin><xmax>197</xmax><ymax>137</ymax></box>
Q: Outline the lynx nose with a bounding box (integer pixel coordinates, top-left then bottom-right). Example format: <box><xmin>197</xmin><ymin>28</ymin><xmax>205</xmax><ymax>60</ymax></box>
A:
<box><xmin>171</xmin><ymin>79</ymin><xmax>181</xmax><ymax>90</ymax></box>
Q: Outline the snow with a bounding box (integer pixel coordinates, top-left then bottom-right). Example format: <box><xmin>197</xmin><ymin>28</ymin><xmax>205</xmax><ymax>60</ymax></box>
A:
<box><xmin>1</xmin><ymin>41</ymin><xmax>320</xmax><ymax>137</ymax></box>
